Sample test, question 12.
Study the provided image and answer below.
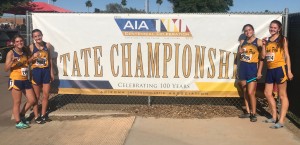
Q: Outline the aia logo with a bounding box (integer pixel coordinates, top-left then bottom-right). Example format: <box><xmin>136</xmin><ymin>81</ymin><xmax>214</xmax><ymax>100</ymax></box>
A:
<box><xmin>115</xmin><ymin>18</ymin><xmax>192</xmax><ymax>37</ymax></box>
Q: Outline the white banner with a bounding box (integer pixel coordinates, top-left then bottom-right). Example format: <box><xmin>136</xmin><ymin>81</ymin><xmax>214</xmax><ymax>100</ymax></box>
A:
<box><xmin>32</xmin><ymin>13</ymin><xmax>282</xmax><ymax>97</ymax></box>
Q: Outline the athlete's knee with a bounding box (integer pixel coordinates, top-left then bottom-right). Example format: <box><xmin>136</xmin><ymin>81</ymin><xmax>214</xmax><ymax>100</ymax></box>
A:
<box><xmin>14</xmin><ymin>101</ymin><xmax>21</xmax><ymax>106</ymax></box>
<box><xmin>247</xmin><ymin>90</ymin><xmax>255</xmax><ymax>97</ymax></box>
<box><xmin>42</xmin><ymin>94</ymin><xmax>50</xmax><ymax>100</ymax></box>
<box><xmin>27</xmin><ymin>97</ymin><xmax>36</xmax><ymax>106</ymax></box>
<box><xmin>264</xmin><ymin>91</ymin><xmax>273</xmax><ymax>98</ymax></box>
<box><xmin>279</xmin><ymin>93</ymin><xmax>288</xmax><ymax>100</ymax></box>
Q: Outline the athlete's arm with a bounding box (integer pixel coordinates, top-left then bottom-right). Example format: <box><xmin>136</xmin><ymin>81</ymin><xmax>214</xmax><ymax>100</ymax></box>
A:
<box><xmin>257</xmin><ymin>39</ymin><xmax>263</xmax><ymax>79</ymax></box>
<box><xmin>238</xmin><ymin>39</ymin><xmax>245</xmax><ymax>54</ymax></box>
<box><xmin>261</xmin><ymin>38</ymin><xmax>266</xmax><ymax>60</ymax></box>
<box><xmin>46</xmin><ymin>42</ymin><xmax>55</xmax><ymax>81</ymax></box>
<box><xmin>4</xmin><ymin>51</ymin><xmax>15</xmax><ymax>72</ymax></box>
<box><xmin>27</xmin><ymin>44</ymin><xmax>38</xmax><ymax>63</ymax></box>
<box><xmin>283</xmin><ymin>37</ymin><xmax>293</xmax><ymax>80</ymax></box>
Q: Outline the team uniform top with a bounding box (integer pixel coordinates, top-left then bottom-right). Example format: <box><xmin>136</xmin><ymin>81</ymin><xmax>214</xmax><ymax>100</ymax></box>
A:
<box><xmin>31</xmin><ymin>42</ymin><xmax>49</xmax><ymax>69</ymax></box>
<box><xmin>265</xmin><ymin>37</ymin><xmax>286</xmax><ymax>69</ymax></box>
<box><xmin>240</xmin><ymin>38</ymin><xmax>259</xmax><ymax>63</ymax></box>
<box><xmin>9</xmin><ymin>49</ymin><xmax>29</xmax><ymax>80</ymax></box>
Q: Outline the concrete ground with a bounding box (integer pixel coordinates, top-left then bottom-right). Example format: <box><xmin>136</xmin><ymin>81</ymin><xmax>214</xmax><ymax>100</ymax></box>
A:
<box><xmin>125</xmin><ymin>116</ymin><xmax>300</xmax><ymax>145</ymax></box>
<box><xmin>0</xmin><ymin>112</ymin><xmax>299</xmax><ymax>145</ymax></box>
<box><xmin>0</xmin><ymin>116</ymin><xmax>135</xmax><ymax>145</ymax></box>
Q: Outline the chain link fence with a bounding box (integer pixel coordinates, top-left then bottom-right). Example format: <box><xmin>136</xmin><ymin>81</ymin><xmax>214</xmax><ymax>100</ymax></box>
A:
<box><xmin>47</xmin><ymin>78</ymin><xmax>246</xmax><ymax>119</ymax></box>
<box><xmin>38</xmin><ymin>12</ymin><xmax>299</xmax><ymax>130</ymax></box>
<box><xmin>46</xmin><ymin>80</ymin><xmax>277</xmax><ymax>120</ymax></box>
<box><xmin>2</xmin><ymin>12</ymin><xmax>298</xmax><ymax>128</ymax></box>
<box><xmin>47</xmin><ymin>95</ymin><xmax>244</xmax><ymax>118</ymax></box>
<box><xmin>28</xmin><ymin>12</ymin><xmax>279</xmax><ymax>121</ymax></box>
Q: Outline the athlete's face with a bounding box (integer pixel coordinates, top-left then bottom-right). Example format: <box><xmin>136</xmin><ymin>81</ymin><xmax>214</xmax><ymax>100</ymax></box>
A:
<box><xmin>14</xmin><ymin>37</ymin><xmax>24</xmax><ymax>49</ymax></box>
<box><xmin>269</xmin><ymin>23</ymin><xmax>281</xmax><ymax>36</ymax></box>
<box><xmin>32</xmin><ymin>32</ymin><xmax>43</xmax><ymax>43</ymax></box>
<box><xmin>243</xmin><ymin>26</ymin><xmax>254</xmax><ymax>38</ymax></box>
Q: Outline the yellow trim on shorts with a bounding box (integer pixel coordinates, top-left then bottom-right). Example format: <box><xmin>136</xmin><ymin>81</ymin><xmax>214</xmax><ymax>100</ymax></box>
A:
<box><xmin>280</xmin><ymin>66</ymin><xmax>288</xmax><ymax>83</ymax></box>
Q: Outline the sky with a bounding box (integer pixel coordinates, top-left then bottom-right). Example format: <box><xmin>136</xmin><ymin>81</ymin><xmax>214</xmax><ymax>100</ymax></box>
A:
<box><xmin>32</xmin><ymin>0</ymin><xmax>300</xmax><ymax>13</ymax></box>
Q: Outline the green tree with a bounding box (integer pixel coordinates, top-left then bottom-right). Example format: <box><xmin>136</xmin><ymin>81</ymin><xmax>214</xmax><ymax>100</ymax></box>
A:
<box><xmin>168</xmin><ymin>0</ymin><xmax>233</xmax><ymax>13</ymax></box>
<box><xmin>85</xmin><ymin>0</ymin><xmax>93</xmax><ymax>12</ymax></box>
<box><xmin>51</xmin><ymin>0</ymin><xmax>57</xmax><ymax>5</ymax></box>
<box><xmin>94</xmin><ymin>8</ymin><xmax>101</xmax><ymax>13</ymax></box>
<box><xmin>0</xmin><ymin>0</ymin><xmax>32</xmax><ymax>15</ymax></box>
<box><xmin>104</xmin><ymin>3</ymin><xmax>144</xmax><ymax>13</ymax></box>
<box><xmin>156</xmin><ymin>0</ymin><xmax>163</xmax><ymax>12</ymax></box>
<box><xmin>121</xmin><ymin>0</ymin><xmax>127</xmax><ymax>6</ymax></box>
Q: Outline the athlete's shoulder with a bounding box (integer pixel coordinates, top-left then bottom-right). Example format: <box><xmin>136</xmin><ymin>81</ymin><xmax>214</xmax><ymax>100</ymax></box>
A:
<box><xmin>7</xmin><ymin>49</ymin><xmax>14</xmax><ymax>56</ymax></box>
<box><xmin>256</xmin><ymin>38</ymin><xmax>263</xmax><ymax>46</ymax></box>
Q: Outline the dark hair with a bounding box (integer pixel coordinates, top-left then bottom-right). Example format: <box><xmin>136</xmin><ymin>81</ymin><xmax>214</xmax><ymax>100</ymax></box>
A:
<box><xmin>12</xmin><ymin>34</ymin><xmax>24</xmax><ymax>43</ymax></box>
<box><xmin>270</xmin><ymin>20</ymin><xmax>284</xmax><ymax>49</ymax></box>
<box><xmin>11</xmin><ymin>34</ymin><xmax>29</xmax><ymax>54</ymax></box>
<box><xmin>242</xmin><ymin>24</ymin><xmax>254</xmax><ymax>32</ymax></box>
<box><xmin>31</xmin><ymin>29</ymin><xmax>43</xmax><ymax>36</ymax></box>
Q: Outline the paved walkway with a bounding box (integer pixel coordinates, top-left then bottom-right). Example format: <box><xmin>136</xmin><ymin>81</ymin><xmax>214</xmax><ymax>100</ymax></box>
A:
<box><xmin>0</xmin><ymin>111</ymin><xmax>299</xmax><ymax>145</ymax></box>
<box><xmin>0</xmin><ymin>115</ymin><xmax>135</xmax><ymax>145</ymax></box>
<box><xmin>125</xmin><ymin>116</ymin><xmax>300</xmax><ymax>145</ymax></box>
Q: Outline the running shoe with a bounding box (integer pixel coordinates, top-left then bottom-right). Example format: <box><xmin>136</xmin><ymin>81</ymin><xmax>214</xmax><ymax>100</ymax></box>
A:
<box><xmin>20</xmin><ymin>116</ymin><xmax>30</xmax><ymax>124</ymax></box>
<box><xmin>250</xmin><ymin>114</ymin><xmax>257</xmax><ymax>122</ymax></box>
<box><xmin>238</xmin><ymin>113</ymin><xmax>250</xmax><ymax>118</ymax></box>
<box><xmin>15</xmin><ymin>122</ymin><xmax>30</xmax><ymax>129</ymax></box>
<box><xmin>41</xmin><ymin>115</ymin><xmax>52</xmax><ymax>122</ymax></box>
<box><xmin>35</xmin><ymin>116</ymin><xmax>45</xmax><ymax>124</ymax></box>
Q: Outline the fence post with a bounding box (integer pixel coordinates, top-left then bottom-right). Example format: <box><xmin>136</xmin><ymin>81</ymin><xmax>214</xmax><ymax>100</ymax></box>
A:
<box><xmin>283</xmin><ymin>8</ymin><xmax>289</xmax><ymax>37</ymax></box>
<box><xmin>145</xmin><ymin>0</ymin><xmax>149</xmax><ymax>13</ymax></box>
<box><xmin>26</xmin><ymin>11</ymin><xmax>30</xmax><ymax>45</ymax></box>
<box><xmin>148</xmin><ymin>96</ymin><xmax>152</xmax><ymax>106</ymax></box>
<box><xmin>26</xmin><ymin>11</ymin><xmax>31</xmax><ymax>81</ymax></box>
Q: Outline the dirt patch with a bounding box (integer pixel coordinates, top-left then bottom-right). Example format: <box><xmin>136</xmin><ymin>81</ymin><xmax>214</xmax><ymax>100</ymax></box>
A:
<box><xmin>120</xmin><ymin>104</ymin><xmax>242</xmax><ymax>119</ymax></box>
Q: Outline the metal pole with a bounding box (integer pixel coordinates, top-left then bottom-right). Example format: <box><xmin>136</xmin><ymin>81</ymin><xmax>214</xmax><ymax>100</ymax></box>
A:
<box><xmin>145</xmin><ymin>0</ymin><xmax>149</xmax><ymax>13</ymax></box>
<box><xmin>148</xmin><ymin>96</ymin><xmax>151</xmax><ymax>106</ymax></box>
<box><xmin>14</xmin><ymin>14</ymin><xmax>17</xmax><ymax>28</ymax></box>
<box><xmin>283</xmin><ymin>8</ymin><xmax>289</xmax><ymax>37</ymax></box>
<box><xmin>26</xmin><ymin>11</ymin><xmax>30</xmax><ymax>46</ymax></box>
<box><xmin>26</xmin><ymin>11</ymin><xmax>31</xmax><ymax>80</ymax></box>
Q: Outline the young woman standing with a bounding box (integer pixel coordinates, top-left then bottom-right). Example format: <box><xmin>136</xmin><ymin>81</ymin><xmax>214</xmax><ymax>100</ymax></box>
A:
<box><xmin>4</xmin><ymin>35</ymin><xmax>37</xmax><ymax>129</ymax></box>
<box><xmin>28</xmin><ymin>29</ymin><xmax>54</xmax><ymax>122</ymax></box>
<box><xmin>238</xmin><ymin>24</ymin><xmax>263</xmax><ymax>122</ymax></box>
<box><xmin>262</xmin><ymin>20</ymin><xmax>293</xmax><ymax>129</ymax></box>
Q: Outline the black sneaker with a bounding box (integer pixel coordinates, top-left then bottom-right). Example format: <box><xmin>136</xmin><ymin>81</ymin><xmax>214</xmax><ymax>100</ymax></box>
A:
<box><xmin>20</xmin><ymin>113</ymin><xmax>30</xmax><ymax>124</ymax></box>
<box><xmin>35</xmin><ymin>116</ymin><xmax>45</xmax><ymax>124</ymax></box>
<box><xmin>41</xmin><ymin>115</ymin><xmax>52</xmax><ymax>122</ymax></box>
<box><xmin>20</xmin><ymin>116</ymin><xmax>30</xmax><ymax>124</ymax></box>
<box><xmin>238</xmin><ymin>113</ymin><xmax>250</xmax><ymax>118</ymax></box>
<box><xmin>250</xmin><ymin>114</ymin><xmax>257</xmax><ymax>122</ymax></box>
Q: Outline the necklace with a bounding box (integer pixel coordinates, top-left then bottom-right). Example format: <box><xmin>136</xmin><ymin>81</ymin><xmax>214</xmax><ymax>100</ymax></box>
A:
<box><xmin>13</xmin><ymin>48</ymin><xmax>23</xmax><ymax>55</ymax></box>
